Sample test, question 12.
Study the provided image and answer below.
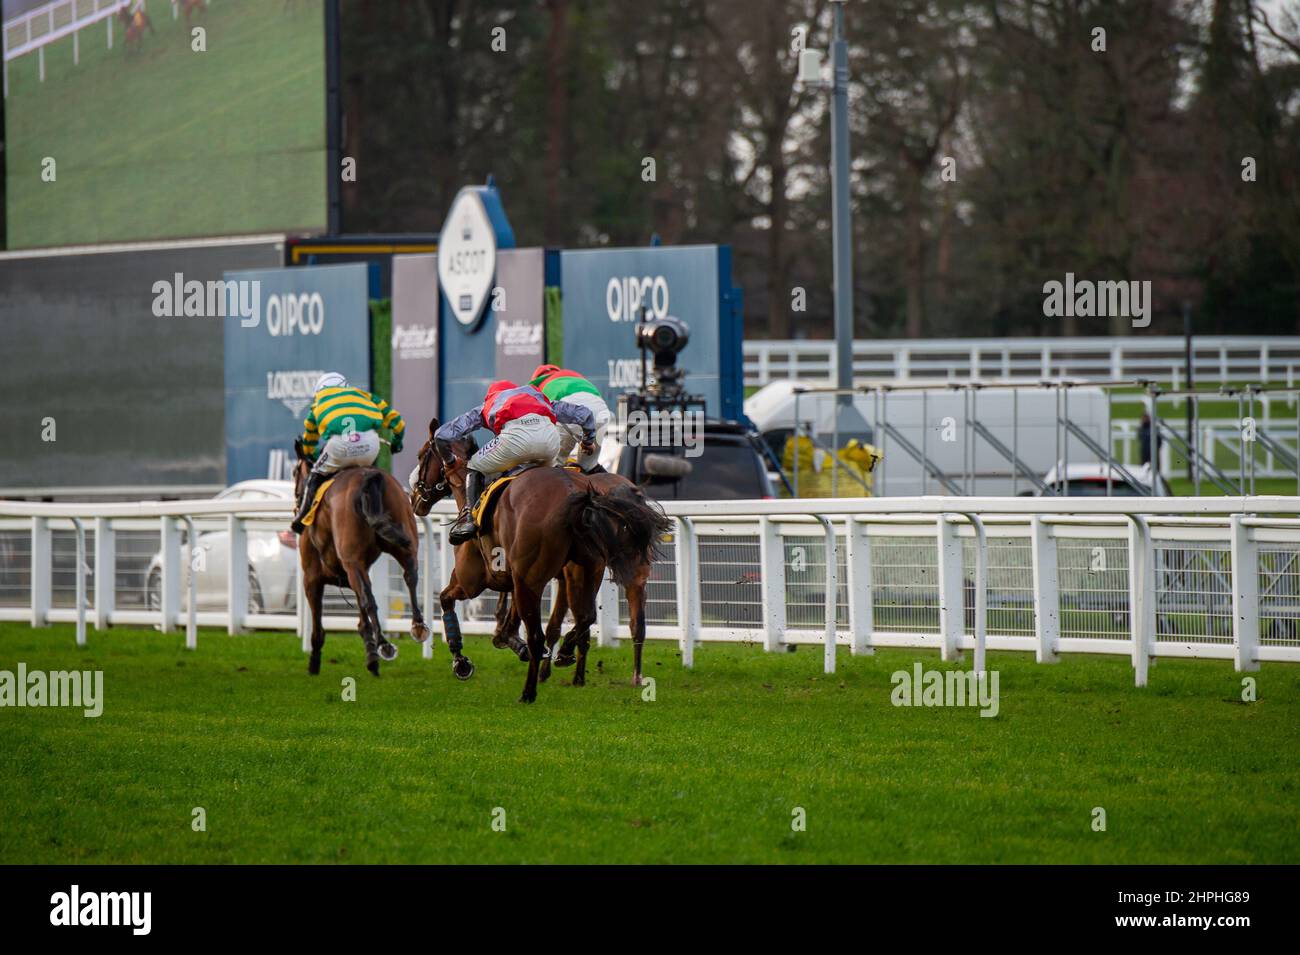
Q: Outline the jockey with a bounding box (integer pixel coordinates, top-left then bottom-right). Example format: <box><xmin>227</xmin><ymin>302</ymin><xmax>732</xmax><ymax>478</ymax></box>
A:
<box><xmin>528</xmin><ymin>364</ymin><xmax>613</xmax><ymax>472</ymax></box>
<box><xmin>291</xmin><ymin>372</ymin><xmax>406</xmax><ymax>533</ymax></box>
<box><xmin>435</xmin><ymin>380</ymin><xmax>595</xmax><ymax>545</ymax></box>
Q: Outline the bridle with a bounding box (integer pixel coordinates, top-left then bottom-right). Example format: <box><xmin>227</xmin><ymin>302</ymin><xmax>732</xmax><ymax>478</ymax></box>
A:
<box><xmin>411</xmin><ymin>441</ymin><xmax>451</xmax><ymax>512</ymax></box>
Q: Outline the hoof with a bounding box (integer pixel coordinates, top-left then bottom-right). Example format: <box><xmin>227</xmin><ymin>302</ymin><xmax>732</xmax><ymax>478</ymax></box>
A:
<box><xmin>572</xmin><ymin>675</ymin><xmax>585</xmax><ymax>688</ymax></box>
<box><xmin>452</xmin><ymin>657</ymin><xmax>475</xmax><ymax>681</ymax></box>
<box><xmin>518</xmin><ymin>693</ymin><xmax>536</xmax><ymax>704</ymax></box>
<box><xmin>513</xmin><ymin>643</ymin><xmax>530</xmax><ymax>663</ymax></box>
<box><xmin>308</xmin><ymin>656</ymin><xmax>321</xmax><ymax>676</ymax></box>
<box><xmin>554</xmin><ymin>653</ymin><xmax>575</xmax><ymax>669</ymax></box>
<box><xmin>367</xmin><ymin>657</ymin><xmax>380</xmax><ymax>677</ymax></box>
<box><xmin>378</xmin><ymin>641</ymin><xmax>398</xmax><ymax>662</ymax></box>
<box><xmin>411</xmin><ymin>623</ymin><xmax>430</xmax><ymax>643</ymax></box>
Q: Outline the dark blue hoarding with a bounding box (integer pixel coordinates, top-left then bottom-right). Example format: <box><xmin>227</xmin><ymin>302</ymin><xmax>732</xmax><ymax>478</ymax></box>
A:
<box><xmin>223</xmin><ymin>263</ymin><xmax>372</xmax><ymax>484</ymax></box>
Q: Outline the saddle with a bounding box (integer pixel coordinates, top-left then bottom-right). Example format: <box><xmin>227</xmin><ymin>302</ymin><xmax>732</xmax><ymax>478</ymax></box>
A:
<box><xmin>300</xmin><ymin>477</ymin><xmax>336</xmax><ymax>528</ymax></box>
<box><xmin>471</xmin><ymin>464</ymin><xmax>583</xmax><ymax>529</ymax></box>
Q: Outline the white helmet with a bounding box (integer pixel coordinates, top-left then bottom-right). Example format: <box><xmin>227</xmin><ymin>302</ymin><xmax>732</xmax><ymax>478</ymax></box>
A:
<box><xmin>315</xmin><ymin>372</ymin><xmax>347</xmax><ymax>393</ymax></box>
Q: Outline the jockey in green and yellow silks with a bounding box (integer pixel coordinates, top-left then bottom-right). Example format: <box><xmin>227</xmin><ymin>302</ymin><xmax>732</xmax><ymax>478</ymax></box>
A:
<box><xmin>291</xmin><ymin>372</ymin><xmax>406</xmax><ymax>533</ymax></box>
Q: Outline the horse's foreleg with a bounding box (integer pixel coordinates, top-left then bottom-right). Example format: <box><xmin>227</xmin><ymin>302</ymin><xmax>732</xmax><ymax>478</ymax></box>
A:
<box><xmin>439</xmin><ymin>572</ymin><xmax>475</xmax><ymax>680</ymax></box>
<box><xmin>514</xmin><ymin>581</ymin><xmax>545</xmax><ymax>704</ymax></box>
<box><xmin>306</xmin><ymin>571</ymin><xmax>326</xmax><ymax>675</ymax></box>
<box><xmin>344</xmin><ymin>563</ymin><xmax>381</xmax><ymax>676</ymax></box>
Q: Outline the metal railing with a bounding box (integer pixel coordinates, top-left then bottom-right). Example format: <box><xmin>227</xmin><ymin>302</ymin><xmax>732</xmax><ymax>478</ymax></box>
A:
<box><xmin>743</xmin><ymin>336</ymin><xmax>1300</xmax><ymax>387</ymax></box>
<box><xmin>2</xmin><ymin>495</ymin><xmax>1297</xmax><ymax>687</ymax></box>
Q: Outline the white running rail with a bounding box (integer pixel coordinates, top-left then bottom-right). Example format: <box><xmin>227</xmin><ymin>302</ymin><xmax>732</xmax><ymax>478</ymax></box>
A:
<box><xmin>2</xmin><ymin>495</ymin><xmax>1298</xmax><ymax>687</ymax></box>
<box><xmin>743</xmin><ymin>336</ymin><xmax>1300</xmax><ymax>387</ymax></box>
<box><xmin>3</xmin><ymin>0</ymin><xmax>128</xmax><ymax>97</ymax></box>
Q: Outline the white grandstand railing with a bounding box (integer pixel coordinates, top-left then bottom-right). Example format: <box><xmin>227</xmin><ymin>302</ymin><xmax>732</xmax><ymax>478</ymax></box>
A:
<box><xmin>3</xmin><ymin>0</ymin><xmax>127</xmax><ymax>97</ymax></box>
<box><xmin>2</xmin><ymin>495</ymin><xmax>1298</xmax><ymax>688</ymax></box>
<box><xmin>743</xmin><ymin>336</ymin><xmax>1300</xmax><ymax>387</ymax></box>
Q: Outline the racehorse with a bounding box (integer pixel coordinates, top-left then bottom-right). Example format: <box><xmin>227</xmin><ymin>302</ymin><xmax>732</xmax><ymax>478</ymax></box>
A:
<box><xmin>409</xmin><ymin>420</ymin><xmax>669</xmax><ymax>702</ymax></box>
<box><xmin>509</xmin><ymin>473</ymin><xmax>658</xmax><ymax>688</ymax></box>
<box><xmin>292</xmin><ymin>439</ymin><xmax>429</xmax><ymax>677</ymax></box>
<box><xmin>118</xmin><ymin>6</ymin><xmax>155</xmax><ymax>54</ymax></box>
<box><xmin>179</xmin><ymin>0</ymin><xmax>207</xmax><ymax>26</ymax></box>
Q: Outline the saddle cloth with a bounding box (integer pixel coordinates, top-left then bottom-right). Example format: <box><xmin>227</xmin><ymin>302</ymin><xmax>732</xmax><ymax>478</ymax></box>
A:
<box><xmin>300</xmin><ymin>478</ymin><xmax>336</xmax><ymax>528</ymax></box>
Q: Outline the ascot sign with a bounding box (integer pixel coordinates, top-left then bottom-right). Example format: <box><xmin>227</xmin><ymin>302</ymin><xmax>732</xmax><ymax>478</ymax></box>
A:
<box><xmin>438</xmin><ymin>180</ymin><xmax>516</xmax><ymax>332</ymax></box>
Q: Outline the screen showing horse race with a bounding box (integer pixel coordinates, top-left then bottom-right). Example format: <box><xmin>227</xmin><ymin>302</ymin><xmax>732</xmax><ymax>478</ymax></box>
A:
<box><xmin>2</xmin><ymin>0</ymin><xmax>328</xmax><ymax>249</ymax></box>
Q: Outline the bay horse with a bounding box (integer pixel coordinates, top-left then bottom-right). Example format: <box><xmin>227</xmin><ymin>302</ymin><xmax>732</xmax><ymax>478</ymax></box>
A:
<box><xmin>409</xmin><ymin>420</ymin><xmax>669</xmax><ymax>702</ymax></box>
<box><xmin>293</xmin><ymin>439</ymin><xmax>429</xmax><ymax>677</ymax></box>
<box><xmin>118</xmin><ymin>6</ymin><xmax>155</xmax><ymax>54</ymax></box>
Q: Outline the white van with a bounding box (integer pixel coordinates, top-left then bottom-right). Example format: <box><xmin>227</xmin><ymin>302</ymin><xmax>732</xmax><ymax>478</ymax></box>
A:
<box><xmin>745</xmin><ymin>379</ymin><xmax>1113</xmax><ymax>497</ymax></box>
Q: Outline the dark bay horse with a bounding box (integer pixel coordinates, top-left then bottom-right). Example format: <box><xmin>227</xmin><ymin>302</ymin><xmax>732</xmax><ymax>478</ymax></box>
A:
<box><xmin>409</xmin><ymin>420</ymin><xmax>669</xmax><ymax>702</ymax></box>
<box><xmin>293</xmin><ymin>439</ymin><xmax>429</xmax><ymax>677</ymax></box>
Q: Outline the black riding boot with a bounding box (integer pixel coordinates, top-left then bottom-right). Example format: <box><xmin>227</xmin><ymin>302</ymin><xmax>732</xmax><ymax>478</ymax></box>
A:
<box><xmin>449</xmin><ymin>470</ymin><xmax>486</xmax><ymax>545</ymax></box>
<box><xmin>291</xmin><ymin>470</ymin><xmax>327</xmax><ymax>534</ymax></box>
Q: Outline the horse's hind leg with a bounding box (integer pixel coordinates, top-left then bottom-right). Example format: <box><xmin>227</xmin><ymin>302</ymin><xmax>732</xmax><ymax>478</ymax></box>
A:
<box><xmin>306</xmin><ymin>571</ymin><xmax>326</xmax><ymax>675</ymax></box>
<box><xmin>538</xmin><ymin>574</ymin><xmax>571</xmax><ymax>683</ymax></box>
<box><xmin>492</xmin><ymin>592</ymin><xmax>530</xmax><ymax>662</ymax></box>
<box><xmin>565</xmin><ymin>565</ymin><xmax>600</xmax><ymax>687</ymax></box>
<box><xmin>344</xmin><ymin>563</ymin><xmax>382</xmax><ymax>676</ymax></box>
<box><xmin>400</xmin><ymin>550</ymin><xmax>429</xmax><ymax>643</ymax></box>
<box><xmin>627</xmin><ymin>564</ymin><xmax>651</xmax><ymax>687</ymax></box>
<box><xmin>514</xmin><ymin>581</ymin><xmax>545</xmax><ymax>704</ymax></box>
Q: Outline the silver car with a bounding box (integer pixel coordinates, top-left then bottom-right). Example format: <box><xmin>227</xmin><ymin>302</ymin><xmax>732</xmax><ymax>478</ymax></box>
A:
<box><xmin>144</xmin><ymin>480</ymin><xmax>300</xmax><ymax>614</ymax></box>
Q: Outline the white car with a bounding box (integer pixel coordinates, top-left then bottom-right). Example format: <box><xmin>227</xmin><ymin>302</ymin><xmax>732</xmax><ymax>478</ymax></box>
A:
<box><xmin>145</xmin><ymin>480</ymin><xmax>300</xmax><ymax>614</ymax></box>
<box><xmin>1032</xmin><ymin>462</ymin><xmax>1171</xmax><ymax>497</ymax></box>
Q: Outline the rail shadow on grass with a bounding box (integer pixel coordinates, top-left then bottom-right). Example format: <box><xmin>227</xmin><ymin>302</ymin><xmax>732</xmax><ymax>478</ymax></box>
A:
<box><xmin>0</xmin><ymin>623</ymin><xmax>1296</xmax><ymax>863</ymax></box>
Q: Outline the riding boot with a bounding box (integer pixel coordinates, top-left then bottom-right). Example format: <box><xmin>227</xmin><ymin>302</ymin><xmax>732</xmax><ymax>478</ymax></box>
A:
<box><xmin>449</xmin><ymin>470</ymin><xmax>486</xmax><ymax>545</ymax></box>
<box><xmin>291</xmin><ymin>470</ymin><xmax>327</xmax><ymax>534</ymax></box>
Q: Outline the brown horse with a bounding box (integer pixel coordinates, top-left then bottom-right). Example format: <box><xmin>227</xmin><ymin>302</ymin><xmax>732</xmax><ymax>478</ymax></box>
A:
<box><xmin>180</xmin><ymin>0</ymin><xmax>207</xmax><ymax>26</ymax></box>
<box><xmin>507</xmin><ymin>473</ymin><xmax>658</xmax><ymax>687</ymax></box>
<box><xmin>118</xmin><ymin>7</ymin><xmax>155</xmax><ymax>54</ymax></box>
<box><xmin>409</xmin><ymin>420</ymin><xmax>669</xmax><ymax>702</ymax></box>
<box><xmin>293</xmin><ymin>439</ymin><xmax>429</xmax><ymax>677</ymax></box>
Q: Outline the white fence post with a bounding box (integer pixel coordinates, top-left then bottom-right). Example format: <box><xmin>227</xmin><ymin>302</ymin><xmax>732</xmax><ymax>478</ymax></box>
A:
<box><xmin>371</xmin><ymin>554</ymin><xmax>391</xmax><ymax>634</ymax></box>
<box><xmin>596</xmin><ymin>574</ymin><xmax>620</xmax><ymax>648</ymax></box>
<box><xmin>297</xmin><ymin>544</ymin><xmax>310</xmax><ymax>653</ymax></box>
<box><xmin>812</xmin><ymin>516</ymin><xmax>838</xmax><ymax>674</ymax></box>
<box><xmin>30</xmin><ymin>516</ymin><xmax>51</xmax><ymax>628</ymax></box>
<box><xmin>936</xmin><ymin>515</ymin><xmax>963</xmax><ymax>662</ymax></box>
<box><xmin>71</xmin><ymin>518</ymin><xmax>87</xmax><ymax>647</ymax></box>
<box><xmin>1029</xmin><ymin>516</ymin><xmax>1060</xmax><ymax>663</ymax></box>
<box><xmin>1127</xmin><ymin>516</ymin><xmax>1155</xmax><ymax>687</ymax></box>
<box><xmin>674</xmin><ymin>517</ymin><xmax>700</xmax><ymax>668</ymax></box>
<box><xmin>845</xmin><ymin>517</ymin><xmax>873</xmax><ymax>656</ymax></box>
<box><xmin>159</xmin><ymin>515</ymin><xmax>180</xmax><ymax>634</ymax></box>
<box><xmin>759</xmin><ymin>516</ymin><xmax>787</xmax><ymax>652</ymax></box>
<box><xmin>960</xmin><ymin>514</ymin><xmax>988</xmax><ymax>676</ymax></box>
<box><xmin>227</xmin><ymin>515</ymin><xmax>248</xmax><ymax>635</ymax></box>
<box><xmin>93</xmin><ymin>517</ymin><xmax>115</xmax><ymax>630</ymax></box>
<box><xmin>1230</xmin><ymin>515</ymin><xmax>1260</xmax><ymax>673</ymax></box>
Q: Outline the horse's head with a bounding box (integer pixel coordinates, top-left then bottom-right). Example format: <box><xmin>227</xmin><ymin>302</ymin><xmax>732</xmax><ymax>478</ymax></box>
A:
<box><xmin>409</xmin><ymin>418</ymin><xmax>451</xmax><ymax>516</ymax></box>
<box><xmin>292</xmin><ymin>438</ymin><xmax>311</xmax><ymax>502</ymax></box>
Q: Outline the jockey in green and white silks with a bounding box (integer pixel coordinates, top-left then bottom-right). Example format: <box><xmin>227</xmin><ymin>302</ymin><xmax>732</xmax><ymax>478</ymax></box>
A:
<box><xmin>291</xmin><ymin>372</ymin><xmax>406</xmax><ymax>533</ymax></box>
<box><xmin>528</xmin><ymin>364</ymin><xmax>612</xmax><ymax>471</ymax></box>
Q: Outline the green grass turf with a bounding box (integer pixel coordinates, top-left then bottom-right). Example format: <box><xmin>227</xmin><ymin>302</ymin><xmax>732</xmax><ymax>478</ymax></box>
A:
<box><xmin>5</xmin><ymin>0</ymin><xmax>326</xmax><ymax>248</ymax></box>
<box><xmin>1</xmin><ymin>622</ymin><xmax>1296</xmax><ymax>864</ymax></box>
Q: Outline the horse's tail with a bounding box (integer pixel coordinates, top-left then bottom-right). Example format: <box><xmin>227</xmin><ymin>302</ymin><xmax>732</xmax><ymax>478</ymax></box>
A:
<box><xmin>357</xmin><ymin>470</ymin><xmax>411</xmax><ymax>552</ymax></box>
<box><xmin>567</xmin><ymin>485</ymin><xmax>671</xmax><ymax>587</ymax></box>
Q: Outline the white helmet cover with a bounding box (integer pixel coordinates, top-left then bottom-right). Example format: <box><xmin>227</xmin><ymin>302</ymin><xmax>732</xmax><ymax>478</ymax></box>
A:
<box><xmin>315</xmin><ymin>372</ymin><xmax>348</xmax><ymax>392</ymax></box>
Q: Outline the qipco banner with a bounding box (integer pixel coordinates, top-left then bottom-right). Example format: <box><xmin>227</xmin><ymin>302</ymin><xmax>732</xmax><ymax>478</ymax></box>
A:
<box><xmin>558</xmin><ymin>245</ymin><xmax>744</xmax><ymax>420</ymax></box>
<box><xmin>223</xmin><ymin>263</ymin><xmax>372</xmax><ymax>484</ymax></box>
<box><xmin>390</xmin><ymin>254</ymin><xmax>439</xmax><ymax>481</ymax></box>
